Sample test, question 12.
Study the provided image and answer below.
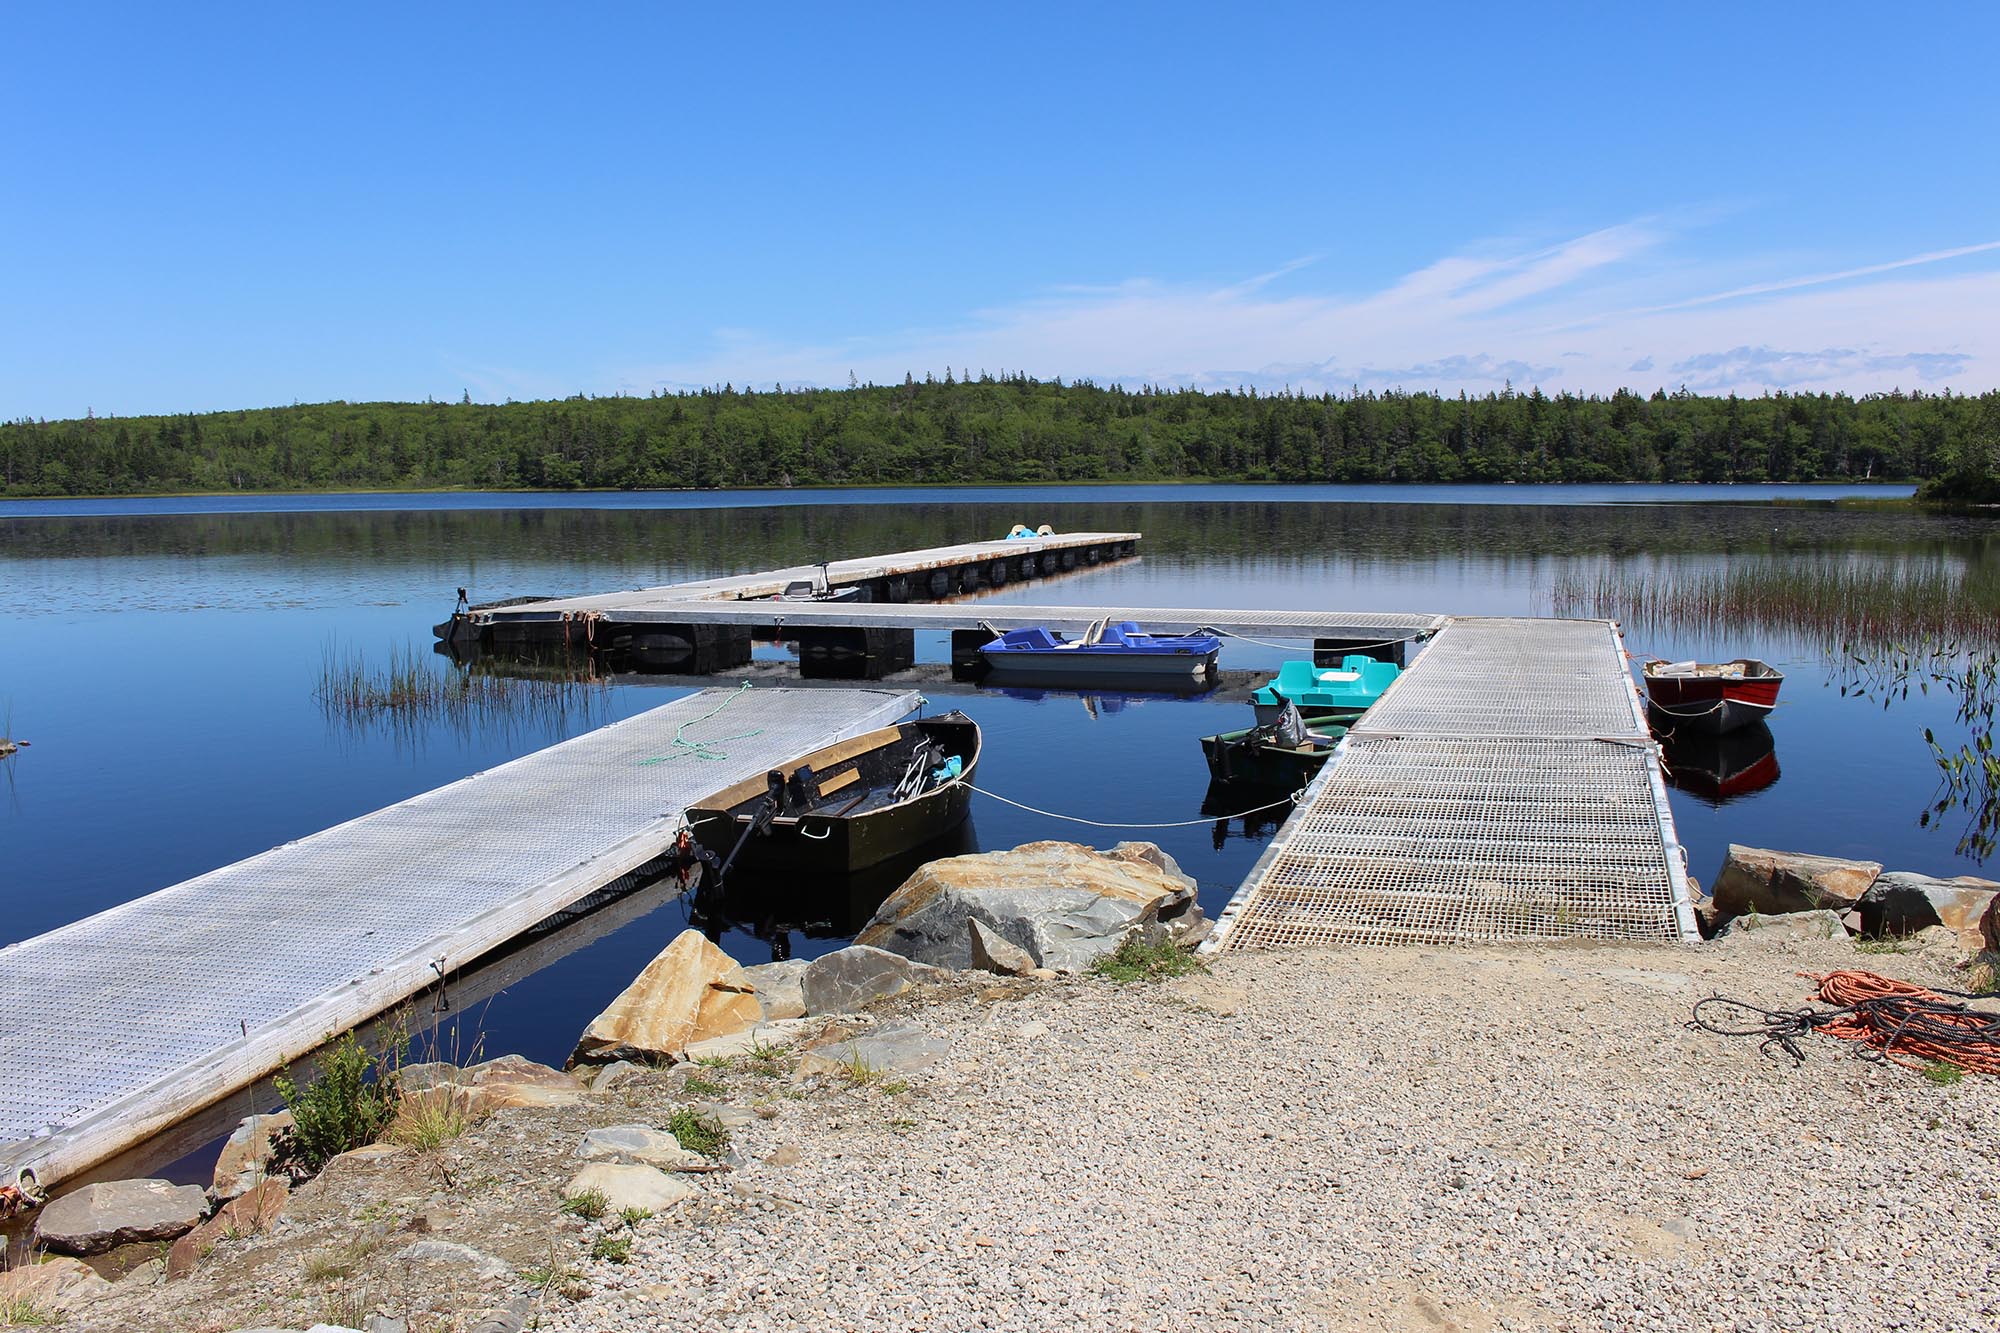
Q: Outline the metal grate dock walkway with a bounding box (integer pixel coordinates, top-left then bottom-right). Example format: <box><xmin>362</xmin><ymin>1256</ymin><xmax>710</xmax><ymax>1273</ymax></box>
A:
<box><xmin>0</xmin><ymin>687</ymin><xmax>918</xmax><ymax>1189</ymax></box>
<box><xmin>1208</xmin><ymin>618</ymin><xmax>1697</xmax><ymax>951</ymax></box>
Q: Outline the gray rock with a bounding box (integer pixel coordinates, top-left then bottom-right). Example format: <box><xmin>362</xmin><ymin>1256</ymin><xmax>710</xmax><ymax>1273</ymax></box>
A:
<box><xmin>800</xmin><ymin>945</ymin><xmax>948</xmax><ymax>1015</ymax></box>
<box><xmin>744</xmin><ymin>959</ymin><xmax>810</xmax><ymax>1019</ymax></box>
<box><xmin>466</xmin><ymin>1296</ymin><xmax>532</xmax><ymax>1333</ymax></box>
<box><xmin>969</xmin><ymin>917</ymin><xmax>1036</xmax><ymax>975</ymax></box>
<box><xmin>1710</xmin><ymin>845</ymin><xmax>1881</xmax><ymax>916</ymax></box>
<box><xmin>1715</xmin><ymin>908</ymin><xmax>1850</xmax><ymax>943</ymax></box>
<box><xmin>576</xmin><ymin>1124</ymin><xmax>702</xmax><ymax>1170</ymax></box>
<box><xmin>564</xmin><ymin>1162</ymin><xmax>696</xmax><ymax>1212</ymax></box>
<box><xmin>796</xmin><ymin>1023</ymin><xmax>951</xmax><ymax>1078</ymax></box>
<box><xmin>853</xmin><ymin>841</ymin><xmax>1208</xmax><ymax>972</ymax></box>
<box><xmin>396</xmin><ymin>1061</ymin><xmax>461</xmax><ymax>1092</ymax></box>
<box><xmin>1856</xmin><ymin>871</ymin><xmax>2000</xmax><ymax>946</ymax></box>
<box><xmin>211</xmin><ymin>1110</ymin><xmax>292</xmax><ymax>1200</ymax></box>
<box><xmin>34</xmin><ymin>1178</ymin><xmax>209</xmax><ymax>1255</ymax></box>
<box><xmin>393</xmin><ymin>1238</ymin><xmax>510</xmax><ymax>1279</ymax></box>
<box><xmin>585</xmin><ymin>1059</ymin><xmax>649</xmax><ymax>1090</ymax></box>
<box><xmin>690</xmin><ymin>1101</ymin><xmax>759</xmax><ymax>1130</ymax></box>
<box><xmin>364</xmin><ymin>1318</ymin><xmax>410</xmax><ymax>1333</ymax></box>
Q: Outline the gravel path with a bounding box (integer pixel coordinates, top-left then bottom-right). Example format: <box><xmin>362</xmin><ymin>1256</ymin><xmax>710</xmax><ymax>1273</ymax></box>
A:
<box><xmin>63</xmin><ymin>934</ymin><xmax>2000</xmax><ymax>1332</ymax></box>
<box><xmin>543</xmin><ymin>937</ymin><xmax>1999</xmax><ymax>1333</ymax></box>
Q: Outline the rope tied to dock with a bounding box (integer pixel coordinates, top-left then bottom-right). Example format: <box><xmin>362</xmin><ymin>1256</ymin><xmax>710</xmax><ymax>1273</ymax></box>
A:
<box><xmin>636</xmin><ymin>681</ymin><xmax>764</xmax><ymax>764</ymax></box>
<box><xmin>943</xmin><ymin>777</ymin><xmax>1308</xmax><ymax>829</ymax></box>
<box><xmin>1689</xmin><ymin>969</ymin><xmax>2000</xmax><ymax>1075</ymax></box>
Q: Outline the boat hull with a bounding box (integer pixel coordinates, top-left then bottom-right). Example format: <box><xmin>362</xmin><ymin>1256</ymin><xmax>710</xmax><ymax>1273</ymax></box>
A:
<box><xmin>1200</xmin><ymin>724</ymin><xmax>1341</xmax><ymax>788</ymax></box>
<box><xmin>685</xmin><ymin>714</ymin><xmax>980</xmax><ymax>875</ymax></box>
<box><xmin>1643</xmin><ymin>660</ymin><xmax>1783</xmax><ymax>736</ymax></box>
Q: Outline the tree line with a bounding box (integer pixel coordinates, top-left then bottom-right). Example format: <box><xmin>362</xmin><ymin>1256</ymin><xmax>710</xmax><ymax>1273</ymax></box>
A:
<box><xmin>3</xmin><ymin>375</ymin><xmax>1996</xmax><ymax>497</ymax></box>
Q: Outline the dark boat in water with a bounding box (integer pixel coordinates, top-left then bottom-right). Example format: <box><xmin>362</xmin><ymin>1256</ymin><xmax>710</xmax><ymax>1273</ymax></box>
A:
<box><xmin>1200</xmin><ymin>714</ymin><xmax>1348</xmax><ymax>787</ymax></box>
<box><xmin>685</xmin><ymin>712</ymin><xmax>980</xmax><ymax>874</ymax></box>
<box><xmin>1642</xmin><ymin>659</ymin><xmax>1784</xmax><ymax>735</ymax></box>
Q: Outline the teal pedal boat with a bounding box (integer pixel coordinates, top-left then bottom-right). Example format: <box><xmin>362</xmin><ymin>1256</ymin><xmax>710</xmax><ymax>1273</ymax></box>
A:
<box><xmin>1250</xmin><ymin>655</ymin><xmax>1401</xmax><ymax>723</ymax></box>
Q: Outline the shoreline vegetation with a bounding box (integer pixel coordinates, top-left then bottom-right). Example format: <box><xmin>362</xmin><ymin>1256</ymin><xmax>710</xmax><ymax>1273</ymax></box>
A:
<box><xmin>3</xmin><ymin>378</ymin><xmax>1994</xmax><ymax>499</ymax></box>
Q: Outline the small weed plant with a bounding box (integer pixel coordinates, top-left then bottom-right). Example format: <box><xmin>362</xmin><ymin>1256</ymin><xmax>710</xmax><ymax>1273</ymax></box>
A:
<box><xmin>1854</xmin><ymin>938</ymin><xmax>1910</xmax><ymax>955</ymax></box>
<box><xmin>0</xmin><ymin>1294</ymin><xmax>64</xmax><ymax>1326</ymax></box>
<box><xmin>618</xmin><ymin>1206</ymin><xmax>653</xmax><ymax>1228</ymax></box>
<box><xmin>1921</xmin><ymin>1059</ymin><xmax>1965</xmax><ymax>1086</ymax></box>
<box><xmin>559</xmin><ymin>1188</ymin><xmax>609</xmax><ymax>1221</ymax></box>
<box><xmin>682</xmin><ymin>1073</ymin><xmax>726</xmax><ymax>1098</ymax></box>
<box><xmin>589</xmin><ymin>1233</ymin><xmax>633</xmax><ymax>1264</ymax></box>
<box><xmin>668</xmin><ymin>1107</ymin><xmax>730</xmax><ymax>1158</ymax></box>
<box><xmin>274</xmin><ymin>1028</ymin><xmax>404</xmax><ymax>1174</ymax></box>
<box><xmin>1090</xmin><ymin>934</ymin><xmax>1207</xmax><ymax>984</ymax></box>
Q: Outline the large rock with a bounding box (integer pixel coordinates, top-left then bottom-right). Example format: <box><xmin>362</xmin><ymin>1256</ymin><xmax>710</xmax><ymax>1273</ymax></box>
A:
<box><xmin>0</xmin><ymin>1254</ymin><xmax>112</xmax><ymax>1311</ymax></box>
<box><xmin>743</xmin><ymin>959</ymin><xmax>810</xmax><ymax>1020</ymax></box>
<box><xmin>796</xmin><ymin>1024</ymin><xmax>951</xmax><ymax>1078</ymax></box>
<box><xmin>1857</xmin><ymin>872</ymin><xmax>2000</xmax><ymax>947</ymax></box>
<box><xmin>212</xmin><ymin>1110</ymin><xmax>293</xmax><ymax>1200</ymax></box>
<box><xmin>854</xmin><ymin>840</ymin><xmax>1208</xmax><ymax>972</ymax></box>
<box><xmin>1985</xmin><ymin>894</ymin><xmax>2000</xmax><ymax>952</ymax></box>
<box><xmin>799</xmin><ymin>945</ymin><xmax>949</xmax><ymax>1015</ymax></box>
<box><xmin>1710</xmin><ymin>845</ymin><xmax>1881</xmax><ymax>917</ymax></box>
<box><xmin>462</xmin><ymin>1055</ymin><xmax>578</xmax><ymax>1088</ymax></box>
<box><xmin>34</xmin><ymin>1178</ymin><xmax>209</xmax><ymax>1255</ymax></box>
<box><xmin>564</xmin><ymin>1162</ymin><xmax>695</xmax><ymax>1213</ymax></box>
<box><xmin>168</xmin><ymin>1178</ymin><xmax>288</xmax><ymax>1279</ymax></box>
<box><xmin>572</xmin><ymin>929</ymin><xmax>762</xmax><ymax>1064</ymax></box>
<box><xmin>1714</xmin><ymin>909</ymin><xmax>1850</xmax><ymax>944</ymax></box>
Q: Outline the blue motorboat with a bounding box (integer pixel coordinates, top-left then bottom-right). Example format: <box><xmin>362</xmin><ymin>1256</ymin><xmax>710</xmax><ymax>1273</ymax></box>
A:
<box><xmin>981</xmin><ymin>618</ymin><xmax>1222</xmax><ymax>681</ymax></box>
<box><xmin>1250</xmin><ymin>655</ymin><xmax>1401</xmax><ymax>722</ymax></box>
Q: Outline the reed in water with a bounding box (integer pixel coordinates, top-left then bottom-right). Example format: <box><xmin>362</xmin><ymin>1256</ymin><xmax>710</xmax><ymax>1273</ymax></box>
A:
<box><xmin>1549</xmin><ymin>559</ymin><xmax>2000</xmax><ymax>652</ymax></box>
<box><xmin>314</xmin><ymin>642</ymin><xmax>610</xmax><ymax>741</ymax></box>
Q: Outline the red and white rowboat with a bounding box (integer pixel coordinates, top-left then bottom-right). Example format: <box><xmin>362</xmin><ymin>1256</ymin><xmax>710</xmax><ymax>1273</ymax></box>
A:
<box><xmin>1641</xmin><ymin>659</ymin><xmax>1783</xmax><ymax>735</ymax></box>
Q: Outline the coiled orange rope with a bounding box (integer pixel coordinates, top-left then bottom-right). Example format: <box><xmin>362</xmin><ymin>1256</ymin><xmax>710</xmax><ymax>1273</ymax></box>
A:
<box><xmin>1807</xmin><ymin>970</ymin><xmax>2000</xmax><ymax>1075</ymax></box>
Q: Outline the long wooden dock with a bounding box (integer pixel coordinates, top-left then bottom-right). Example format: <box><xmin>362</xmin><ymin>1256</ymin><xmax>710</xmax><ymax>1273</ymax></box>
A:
<box><xmin>1208</xmin><ymin>617</ymin><xmax>1698</xmax><ymax>950</ymax></box>
<box><xmin>502</xmin><ymin>530</ymin><xmax>1143</xmax><ymax>613</ymax></box>
<box><xmin>0</xmin><ymin>687</ymin><xmax>919</xmax><ymax>1191</ymax></box>
<box><xmin>478</xmin><ymin>597</ymin><xmax>1447</xmax><ymax>645</ymax></box>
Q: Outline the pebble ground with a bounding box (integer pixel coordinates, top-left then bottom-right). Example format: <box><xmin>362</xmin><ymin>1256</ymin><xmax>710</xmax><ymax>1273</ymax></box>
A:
<box><xmin>542</xmin><ymin>937</ymin><xmax>2000</xmax><ymax>1333</ymax></box>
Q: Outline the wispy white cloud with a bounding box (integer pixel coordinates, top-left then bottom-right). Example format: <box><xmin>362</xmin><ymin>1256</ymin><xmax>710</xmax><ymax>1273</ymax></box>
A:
<box><xmin>609</xmin><ymin>220</ymin><xmax>2000</xmax><ymax>400</ymax></box>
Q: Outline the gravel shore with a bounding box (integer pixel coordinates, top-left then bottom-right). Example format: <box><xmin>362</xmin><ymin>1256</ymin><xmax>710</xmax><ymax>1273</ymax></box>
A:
<box><xmin>71</xmin><ymin>934</ymin><xmax>2000</xmax><ymax>1332</ymax></box>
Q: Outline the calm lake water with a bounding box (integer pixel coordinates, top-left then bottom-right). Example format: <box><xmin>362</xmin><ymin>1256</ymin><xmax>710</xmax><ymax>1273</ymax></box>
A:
<box><xmin>4</xmin><ymin>480</ymin><xmax>1984</xmax><ymax>1112</ymax></box>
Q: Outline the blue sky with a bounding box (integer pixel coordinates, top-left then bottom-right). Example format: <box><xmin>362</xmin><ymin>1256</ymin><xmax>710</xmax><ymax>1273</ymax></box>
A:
<box><xmin>5</xmin><ymin>3</ymin><xmax>1997</xmax><ymax>417</ymax></box>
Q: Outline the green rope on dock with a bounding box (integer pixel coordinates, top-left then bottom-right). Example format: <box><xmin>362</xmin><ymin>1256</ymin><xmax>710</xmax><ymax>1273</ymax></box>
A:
<box><xmin>637</xmin><ymin>680</ymin><xmax>763</xmax><ymax>763</ymax></box>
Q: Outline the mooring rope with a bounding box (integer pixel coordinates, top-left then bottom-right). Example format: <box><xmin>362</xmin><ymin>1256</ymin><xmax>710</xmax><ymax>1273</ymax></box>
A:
<box><xmin>637</xmin><ymin>681</ymin><xmax>764</xmax><ymax>764</ymax></box>
<box><xmin>944</xmin><ymin>777</ymin><xmax>1308</xmax><ymax>829</ymax></box>
<box><xmin>1689</xmin><ymin>970</ymin><xmax>2000</xmax><ymax>1074</ymax></box>
<box><xmin>1205</xmin><ymin>626</ymin><xmax>1428</xmax><ymax>653</ymax></box>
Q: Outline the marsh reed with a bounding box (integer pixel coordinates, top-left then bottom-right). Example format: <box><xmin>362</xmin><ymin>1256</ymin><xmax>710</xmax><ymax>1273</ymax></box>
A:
<box><xmin>1548</xmin><ymin>559</ymin><xmax>2000</xmax><ymax>654</ymax></box>
<box><xmin>314</xmin><ymin>642</ymin><xmax>610</xmax><ymax>743</ymax></box>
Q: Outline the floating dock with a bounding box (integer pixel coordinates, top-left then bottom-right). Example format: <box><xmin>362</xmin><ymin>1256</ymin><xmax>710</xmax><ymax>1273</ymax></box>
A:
<box><xmin>0</xmin><ymin>687</ymin><xmax>918</xmax><ymax>1191</ymax></box>
<box><xmin>1208</xmin><ymin>617</ymin><xmax>1698</xmax><ymax>950</ymax></box>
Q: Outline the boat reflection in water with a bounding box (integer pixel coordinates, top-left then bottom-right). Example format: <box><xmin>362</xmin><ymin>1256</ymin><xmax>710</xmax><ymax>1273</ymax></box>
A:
<box><xmin>986</xmin><ymin>680</ymin><xmax>1218</xmax><ymax>717</ymax></box>
<box><xmin>1657</xmin><ymin>721</ymin><xmax>1781</xmax><ymax>806</ymax></box>
<box><xmin>1201</xmin><ymin>778</ymin><xmax>1301</xmax><ymax>850</ymax></box>
<box><xmin>687</xmin><ymin>822</ymin><xmax>980</xmax><ymax>963</ymax></box>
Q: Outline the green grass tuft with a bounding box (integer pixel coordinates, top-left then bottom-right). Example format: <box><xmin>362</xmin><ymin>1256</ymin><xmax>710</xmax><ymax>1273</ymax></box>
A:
<box><xmin>1090</xmin><ymin>934</ymin><xmax>1207</xmax><ymax>984</ymax></box>
<box><xmin>668</xmin><ymin>1107</ymin><xmax>730</xmax><ymax>1158</ymax></box>
<box><xmin>1921</xmin><ymin>1059</ymin><xmax>1965</xmax><ymax>1086</ymax></box>
<box><xmin>559</xmin><ymin>1187</ymin><xmax>609</xmax><ymax>1221</ymax></box>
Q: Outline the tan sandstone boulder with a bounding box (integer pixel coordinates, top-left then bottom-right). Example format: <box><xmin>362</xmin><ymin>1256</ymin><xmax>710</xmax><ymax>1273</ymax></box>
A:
<box><xmin>1710</xmin><ymin>845</ymin><xmax>1881</xmax><ymax>917</ymax></box>
<box><xmin>571</xmin><ymin>929</ymin><xmax>762</xmax><ymax>1065</ymax></box>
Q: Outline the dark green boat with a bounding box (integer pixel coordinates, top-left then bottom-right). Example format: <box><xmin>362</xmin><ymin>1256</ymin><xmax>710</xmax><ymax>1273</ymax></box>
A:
<box><xmin>1200</xmin><ymin>717</ymin><xmax>1347</xmax><ymax>788</ymax></box>
<box><xmin>686</xmin><ymin>712</ymin><xmax>981</xmax><ymax>875</ymax></box>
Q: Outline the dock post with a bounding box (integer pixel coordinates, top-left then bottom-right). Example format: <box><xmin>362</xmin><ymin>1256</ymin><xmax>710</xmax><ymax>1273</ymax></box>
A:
<box><xmin>1315</xmin><ymin>636</ymin><xmax>1406</xmax><ymax>668</ymax></box>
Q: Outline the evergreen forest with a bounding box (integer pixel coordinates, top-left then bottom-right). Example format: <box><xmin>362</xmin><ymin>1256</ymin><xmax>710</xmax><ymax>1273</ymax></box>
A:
<box><xmin>4</xmin><ymin>376</ymin><xmax>1997</xmax><ymax>499</ymax></box>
